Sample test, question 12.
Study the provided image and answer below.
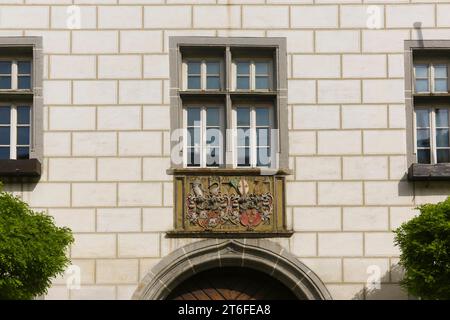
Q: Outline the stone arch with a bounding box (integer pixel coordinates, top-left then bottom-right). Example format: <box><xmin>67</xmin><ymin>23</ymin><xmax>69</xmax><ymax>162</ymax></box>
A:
<box><xmin>133</xmin><ymin>239</ymin><xmax>332</xmax><ymax>300</ymax></box>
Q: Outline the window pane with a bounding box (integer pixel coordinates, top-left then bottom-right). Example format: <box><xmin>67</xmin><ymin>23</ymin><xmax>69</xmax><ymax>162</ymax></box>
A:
<box><xmin>236</xmin><ymin>62</ymin><xmax>250</xmax><ymax>74</ymax></box>
<box><xmin>206</xmin><ymin>108</ymin><xmax>219</xmax><ymax>126</ymax></box>
<box><xmin>18</xmin><ymin>61</ymin><xmax>31</xmax><ymax>74</ymax></box>
<box><xmin>417</xmin><ymin>129</ymin><xmax>430</xmax><ymax>147</ymax></box>
<box><xmin>237</xmin><ymin>148</ymin><xmax>250</xmax><ymax>166</ymax></box>
<box><xmin>206</xmin><ymin>62</ymin><xmax>220</xmax><ymax>75</ymax></box>
<box><xmin>206</xmin><ymin>76</ymin><xmax>220</xmax><ymax>89</ymax></box>
<box><xmin>187</xmin><ymin>108</ymin><xmax>201</xmax><ymax>126</ymax></box>
<box><xmin>236</xmin><ymin>108</ymin><xmax>250</xmax><ymax>126</ymax></box>
<box><xmin>17</xmin><ymin>106</ymin><xmax>30</xmax><ymax>125</ymax></box>
<box><xmin>187</xmin><ymin>62</ymin><xmax>201</xmax><ymax>74</ymax></box>
<box><xmin>257</xmin><ymin>147</ymin><xmax>271</xmax><ymax>167</ymax></box>
<box><xmin>416</xmin><ymin>109</ymin><xmax>430</xmax><ymax>128</ymax></box>
<box><xmin>0</xmin><ymin>107</ymin><xmax>10</xmax><ymax>124</ymax></box>
<box><xmin>435</xmin><ymin>65</ymin><xmax>447</xmax><ymax>78</ymax></box>
<box><xmin>0</xmin><ymin>76</ymin><xmax>11</xmax><ymax>89</ymax></box>
<box><xmin>255</xmin><ymin>62</ymin><xmax>269</xmax><ymax>75</ymax></box>
<box><xmin>16</xmin><ymin>147</ymin><xmax>29</xmax><ymax>160</ymax></box>
<box><xmin>417</xmin><ymin>149</ymin><xmax>430</xmax><ymax>164</ymax></box>
<box><xmin>436</xmin><ymin>128</ymin><xmax>449</xmax><ymax>148</ymax></box>
<box><xmin>0</xmin><ymin>127</ymin><xmax>10</xmax><ymax>145</ymax></box>
<box><xmin>0</xmin><ymin>147</ymin><xmax>9</xmax><ymax>159</ymax></box>
<box><xmin>187</xmin><ymin>127</ymin><xmax>200</xmax><ymax>146</ymax></box>
<box><xmin>415</xmin><ymin>65</ymin><xmax>428</xmax><ymax>78</ymax></box>
<box><xmin>206</xmin><ymin>147</ymin><xmax>220</xmax><ymax>167</ymax></box>
<box><xmin>18</xmin><ymin>76</ymin><xmax>31</xmax><ymax>89</ymax></box>
<box><xmin>187</xmin><ymin>76</ymin><xmax>201</xmax><ymax>89</ymax></box>
<box><xmin>187</xmin><ymin>148</ymin><xmax>200</xmax><ymax>167</ymax></box>
<box><xmin>256</xmin><ymin>128</ymin><xmax>269</xmax><ymax>147</ymax></box>
<box><xmin>236</xmin><ymin>76</ymin><xmax>250</xmax><ymax>89</ymax></box>
<box><xmin>437</xmin><ymin>149</ymin><xmax>450</xmax><ymax>163</ymax></box>
<box><xmin>237</xmin><ymin>128</ymin><xmax>250</xmax><ymax>147</ymax></box>
<box><xmin>256</xmin><ymin>108</ymin><xmax>270</xmax><ymax>126</ymax></box>
<box><xmin>436</xmin><ymin>109</ymin><xmax>449</xmax><ymax>127</ymax></box>
<box><xmin>0</xmin><ymin>61</ymin><xmax>11</xmax><ymax>74</ymax></box>
<box><xmin>17</xmin><ymin>127</ymin><xmax>30</xmax><ymax>145</ymax></box>
<box><xmin>255</xmin><ymin>76</ymin><xmax>269</xmax><ymax>90</ymax></box>
<box><xmin>434</xmin><ymin>79</ymin><xmax>447</xmax><ymax>92</ymax></box>
<box><xmin>415</xmin><ymin>79</ymin><xmax>429</xmax><ymax>92</ymax></box>
<box><xmin>206</xmin><ymin>128</ymin><xmax>220</xmax><ymax>146</ymax></box>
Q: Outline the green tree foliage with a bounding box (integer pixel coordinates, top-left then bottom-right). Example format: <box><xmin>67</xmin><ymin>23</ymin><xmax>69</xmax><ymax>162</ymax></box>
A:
<box><xmin>0</xmin><ymin>183</ymin><xmax>74</xmax><ymax>299</ymax></box>
<box><xmin>394</xmin><ymin>197</ymin><xmax>450</xmax><ymax>300</ymax></box>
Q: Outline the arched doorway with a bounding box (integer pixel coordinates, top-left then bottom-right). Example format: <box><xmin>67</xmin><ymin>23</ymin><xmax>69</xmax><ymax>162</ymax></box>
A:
<box><xmin>167</xmin><ymin>267</ymin><xmax>297</xmax><ymax>300</ymax></box>
<box><xmin>133</xmin><ymin>239</ymin><xmax>332</xmax><ymax>300</ymax></box>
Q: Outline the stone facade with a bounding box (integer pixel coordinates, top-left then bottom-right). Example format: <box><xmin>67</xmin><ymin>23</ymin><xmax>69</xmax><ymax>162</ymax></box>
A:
<box><xmin>1</xmin><ymin>0</ymin><xmax>449</xmax><ymax>300</ymax></box>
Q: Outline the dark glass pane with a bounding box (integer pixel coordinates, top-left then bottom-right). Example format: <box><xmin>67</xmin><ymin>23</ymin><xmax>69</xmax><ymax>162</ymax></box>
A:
<box><xmin>0</xmin><ymin>107</ymin><xmax>10</xmax><ymax>124</ymax></box>
<box><xmin>0</xmin><ymin>127</ymin><xmax>10</xmax><ymax>145</ymax></box>
<box><xmin>256</xmin><ymin>108</ymin><xmax>270</xmax><ymax>126</ymax></box>
<box><xmin>237</xmin><ymin>128</ymin><xmax>250</xmax><ymax>147</ymax></box>
<box><xmin>187</xmin><ymin>62</ymin><xmax>201</xmax><ymax>74</ymax></box>
<box><xmin>417</xmin><ymin>129</ymin><xmax>430</xmax><ymax>147</ymax></box>
<box><xmin>206</xmin><ymin>62</ymin><xmax>220</xmax><ymax>75</ymax></box>
<box><xmin>206</xmin><ymin>147</ymin><xmax>220</xmax><ymax>167</ymax></box>
<box><xmin>237</xmin><ymin>148</ymin><xmax>250</xmax><ymax>166</ymax></box>
<box><xmin>415</xmin><ymin>65</ymin><xmax>428</xmax><ymax>78</ymax></box>
<box><xmin>0</xmin><ymin>147</ymin><xmax>9</xmax><ymax>159</ymax></box>
<box><xmin>255</xmin><ymin>62</ymin><xmax>269</xmax><ymax>75</ymax></box>
<box><xmin>17</xmin><ymin>127</ymin><xmax>30</xmax><ymax>145</ymax></box>
<box><xmin>236</xmin><ymin>62</ymin><xmax>250</xmax><ymax>74</ymax></box>
<box><xmin>416</xmin><ymin>109</ymin><xmax>430</xmax><ymax>128</ymax></box>
<box><xmin>436</xmin><ymin>128</ymin><xmax>449</xmax><ymax>148</ymax></box>
<box><xmin>17</xmin><ymin>106</ymin><xmax>30</xmax><ymax>125</ymax></box>
<box><xmin>436</xmin><ymin>109</ymin><xmax>449</xmax><ymax>127</ymax></box>
<box><xmin>0</xmin><ymin>76</ymin><xmax>11</xmax><ymax>89</ymax></box>
<box><xmin>256</xmin><ymin>128</ymin><xmax>269</xmax><ymax>146</ymax></box>
<box><xmin>415</xmin><ymin>79</ymin><xmax>429</xmax><ymax>92</ymax></box>
<box><xmin>206</xmin><ymin>108</ymin><xmax>219</xmax><ymax>126</ymax></box>
<box><xmin>206</xmin><ymin>128</ymin><xmax>220</xmax><ymax>146</ymax></box>
<box><xmin>187</xmin><ymin>76</ymin><xmax>201</xmax><ymax>89</ymax></box>
<box><xmin>16</xmin><ymin>147</ymin><xmax>29</xmax><ymax>160</ymax></box>
<box><xmin>187</xmin><ymin>108</ymin><xmax>200</xmax><ymax>126</ymax></box>
<box><xmin>435</xmin><ymin>65</ymin><xmax>447</xmax><ymax>78</ymax></box>
<box><xmin>255</xmin><ymin>76</ymin><xmax>269</xmax><ymax>89</ymax></box>
<box><xmin>435</xmin><ymin>79</ymin><xmax>447</xmax><ymax>92</ymax></box>
<box><xmin>257</xmin><ymin>147</ymin><xmax>271</xmax><ymax>167</ymax></box>
<box><xmin>18</xmin><ymin>76</ymin><xmax>31</xmax><ymax>89</ymax></box>
<box><xmin>437</xmin><ymin>149</ymin><xmax>450</xmax><ymax>163</ymax></box>
<box><xmin>0</xmin><ymin>61</ymin><xmax>11</xmax><ymax>74</ymax></box>
<box><xmin>236</xmin><ymin>108</ymin><xmax>250</xmax><ymax>126</ymax></box>
<box><xmin>236</xmin><ymin>76</ymin><xmax>249</xmax><ymax>89</ymax></box>
<box><xmin>187</xmin><ymin>148</ymin><xmax>200</xmax><ymax>167</ymax></box>
<box><xmin>417</xmin><ymin>149</ymin><xmax>430</xmax><ymax>164</ymax></box>
<box><xmin>187</xmin><ymin>127</ymin><xmax>200</xmax><ymax>146</ymax></box>
<box><xmin>206</xmin><ymin>76</ymin><xmax>220</xmax><ymax>89</ymax></box>
<box><xmin>18</xmin><ymin>61</ymin><xmax>31</xmax><ymax>74</ymax></box>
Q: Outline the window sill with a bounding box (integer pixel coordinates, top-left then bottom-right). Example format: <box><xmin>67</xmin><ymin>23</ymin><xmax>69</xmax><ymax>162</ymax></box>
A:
<box><xmin>0</xmin><ymin>159</ymin><xmax>41</xmax><ymax>177</ymax></box>
<box><xmin>166</xmin><ymin>230</ymin><xmax>294</xmax><ymax>238</ymax></box>
<box><xmin>408</xmin><ymin>163</ymin><xmax>450</xmax><ymax>181</ymax></box>
<box><xmin>167</xmin><ymin>167</ymin><xmax>292</xmax><ymax>176</ymax></box>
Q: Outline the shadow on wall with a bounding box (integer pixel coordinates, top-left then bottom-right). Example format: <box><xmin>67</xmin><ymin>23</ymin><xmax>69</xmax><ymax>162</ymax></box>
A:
<box><xmin>352</xmin><ymin>264</ymin><xmax>414</xmax><ymax>300</ymax></box>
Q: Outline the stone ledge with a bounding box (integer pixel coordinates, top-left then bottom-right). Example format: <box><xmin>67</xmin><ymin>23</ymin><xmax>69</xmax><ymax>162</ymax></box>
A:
<box><xmin>408</xmin><ymin>163</ymin><xmax>450</xmax><ymax>181</ymax></box>
<box><xmin>0</xmin><ymin>159</ymin><xmax>41</xmax><ymax>177</ymax></box>
<box><xmin>165</xmin><ymin>230</ymin><xmax>294</xmax><ymax>238</ymax></box>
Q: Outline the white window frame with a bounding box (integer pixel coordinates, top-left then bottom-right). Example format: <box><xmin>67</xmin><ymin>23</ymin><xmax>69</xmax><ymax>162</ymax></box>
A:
<box><xmin>414</xmin><ymin>63</ymin><xmax>449</xmax><ymax>94</ymax></box>
<box><xmin>182</xmin><ymin>59</ymin><xmax>224</xmax><ymax>91</ymax></box>
<box><xmin>0</xmin><ymin>103</ymin><xmax>32</xmax><ymax>160</ymax></box>
<box><xmin>0</xmin><ymin>59</ymin><xmax>32</xmax><ymax>91</ymax></box>
<box><xmin>183</xmin><ymin>104</ymin><xmax>225</xmax><ymax>168</ymax></box>
<box><xmin>232</xmin><ymin>59</ymin><xmax>273</xmax><ymax>92</ymax></box>
<box><xmin>414</xmin><ymin>106</ymin><xmax>450</xmax><ymax>164</ymax></box>
<box><xmin>232</xmin><ymin>104</ymin><xmax>273</xmax><ymax>168</ymax></box>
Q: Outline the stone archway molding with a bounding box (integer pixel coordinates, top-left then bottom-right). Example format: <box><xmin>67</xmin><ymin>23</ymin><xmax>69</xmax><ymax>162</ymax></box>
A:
<box><xmin>132</xmin><ymin>238</ymin><xmax>332</xmax><ymax>300</ymax></box>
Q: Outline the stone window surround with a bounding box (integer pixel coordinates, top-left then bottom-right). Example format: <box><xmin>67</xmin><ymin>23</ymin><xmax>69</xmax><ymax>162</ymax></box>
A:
<box><xmin>405</xmin><ymin>40</ymin><xmax>450</xmax><ymax>180</ymax></box>
<box><xmin>0</xmin><ymin>37</ymin><xmax>43</xmax><ymax>178</ymax></box>
<box><xmin>168</xmin><ymin>36</ymin><xmax>289</xmax><ymax>172</ymax></box>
